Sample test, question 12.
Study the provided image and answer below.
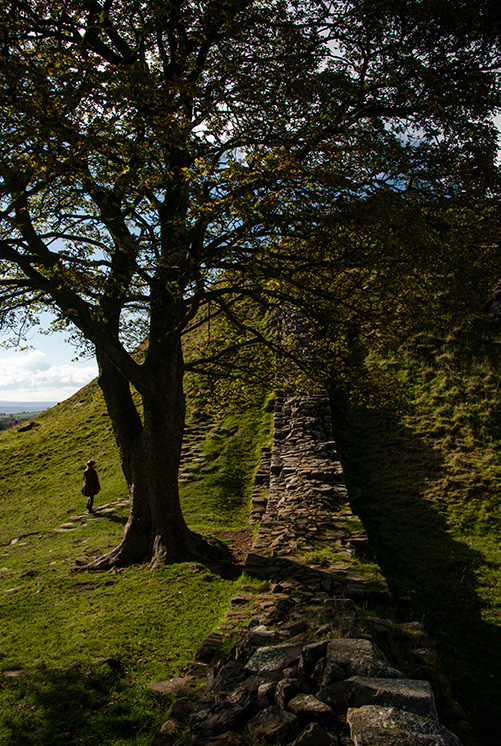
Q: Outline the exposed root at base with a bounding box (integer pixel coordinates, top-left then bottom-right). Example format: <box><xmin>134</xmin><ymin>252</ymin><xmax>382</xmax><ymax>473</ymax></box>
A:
<box><xmin>72</xmin><ymin>530</ymin><xmax>235</xmax><ymax>575</ymax></box>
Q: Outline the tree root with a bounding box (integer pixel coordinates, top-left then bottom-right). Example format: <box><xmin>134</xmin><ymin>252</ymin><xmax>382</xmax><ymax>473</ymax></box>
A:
<box><xmin>73</xmin><ymin>529</ymin><xmax>232</xmax><ymax>573</ymax></box>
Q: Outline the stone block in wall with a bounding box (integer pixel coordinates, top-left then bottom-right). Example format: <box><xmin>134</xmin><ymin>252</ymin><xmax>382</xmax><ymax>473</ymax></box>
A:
<box><xmin>298</xmin><ymin>639</ymin><xmax>330</xmax><ymax>674</ymax></box>
<box><xmin>347</xmin><ymin>659</ymin><xmax>404</xmax><ymax>679</ymax></box>
<box><xmin>231</xmin><ymin>626</ymin><xmax>278</xmax><ymax>662</ymax></box>
<box><xmin>348</xmin><ymin>535</ymin><xmax>370</xmax><ymax>555</ymax></box>
<box><xmin>326</xmin><ymin>639</ymin><xmax>387</xmax><ymax>669</ymax></box>
<box><xmin>287</xmin><ymin>693</ymin><xmax>334</xmax><ymax>717</ymax></box>
<box><xmin>246</xmin><ymin>642</ymin><xmax>305</xmax><ymax>672</ymax></box>
<box><xmin>348</xmin><ymin>678</ymin><xmax>439</xmax><ymax>721</ymax></box>
<box><xmin>344</xmin><ymin>585</ymin><xmax>391</xmax><ymax>606</ymax></box>
<box><xmin>347</xmin><ymin>705</ymin><xmax>463</xmax><ymax>746</ymax></box>
<box><xmin>317</xmin><ymin>679</ymin><xmax>355</xmax><ymax>713</ymax></box>
<box><xmin>244</xmin><ymin>552</ymin><xmax>268</xmax><ymax>573</ymax></box>
<box><xmin>190</xmin><ymin>701</ymin><xmax>246</xmax><ymax>741</ymax></box>
<box><xmin>312</xmin><ymin>658</ymin><xmax>346</xmax><ymax>688</ymax></box>
<box><xmin>194</xmin><ymin>633</ymin><xmax>229</xmax><ymax>664</ymax></box>
<box><xmin>208</xmin><ymin>660</ymin><xmax>248</xmax><ymax>699</ymax></box>
<box><xmin>275</xmin><ymin>676</ymin><xmax>309</xmax><ymax>709</ymax></box>
<box><xmin>246</xmin><ymin>705</ymin><xmax>298</xmax><ymax>740</ymax></box>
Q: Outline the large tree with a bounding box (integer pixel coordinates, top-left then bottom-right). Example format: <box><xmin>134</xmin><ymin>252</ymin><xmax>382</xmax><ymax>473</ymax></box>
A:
<box><xmin>0</xmin><ymin>0</ymin><xmax>499</xmax><ymax>568</ymax></box>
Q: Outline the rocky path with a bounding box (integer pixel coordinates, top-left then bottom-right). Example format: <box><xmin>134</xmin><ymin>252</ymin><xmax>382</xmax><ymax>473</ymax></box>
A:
<box><xmin>55</xmin><ymin>499</ymin><xmax>131</xmax><ymax>534</ymax></box>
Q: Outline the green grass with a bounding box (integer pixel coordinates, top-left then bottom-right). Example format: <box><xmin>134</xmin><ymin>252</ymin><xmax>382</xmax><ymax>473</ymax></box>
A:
<box><xmin>0</xmin><ymin>564</ymin><xmax>234</xmax><ymax>746</ymax></box>
<box><xmin>332</xmin><ymin>321</ymin><xmax>501</xmax><ymax>746</ymax></box>
<box><xmin>0</xmin><ymin>380</ymin><xmax>271</xmax><ymax>745</ymax></box>
<box><xmin>181</xmin><ymin>407</ymin><xmax>273</xmax><ymax>534</ymax></box>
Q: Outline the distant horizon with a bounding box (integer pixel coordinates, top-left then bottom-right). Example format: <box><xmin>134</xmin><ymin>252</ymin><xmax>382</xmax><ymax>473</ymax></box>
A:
<box><xmin>0</xmin><ymin>337</ymin><xmax>97</xmax><ymax>405</ymax></box>
<box><xmin>0</xmin><ymin>400</ymin><xmax>58</xmax><ymax>414</ymax></box>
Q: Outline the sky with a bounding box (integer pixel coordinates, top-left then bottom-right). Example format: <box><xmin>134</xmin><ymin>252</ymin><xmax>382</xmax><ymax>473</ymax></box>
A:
<box><xmin>0</xmin><ymin>322</ymin><xmax>98</xmax><ymax>403</ymax></box>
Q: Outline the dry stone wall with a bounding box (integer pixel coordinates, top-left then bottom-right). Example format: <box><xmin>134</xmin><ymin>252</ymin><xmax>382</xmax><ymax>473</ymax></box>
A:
<box><xmin>149</xmin><ymin>312</ymin><xmax>464</xmax><ymax>746</ymax></box>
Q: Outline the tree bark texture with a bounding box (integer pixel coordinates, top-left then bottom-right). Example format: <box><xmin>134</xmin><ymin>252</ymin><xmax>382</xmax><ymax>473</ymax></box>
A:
<box><xmin>91</xmin><ymin>341</ymin><xmax>203</xmax><ymax>569</ymax></box>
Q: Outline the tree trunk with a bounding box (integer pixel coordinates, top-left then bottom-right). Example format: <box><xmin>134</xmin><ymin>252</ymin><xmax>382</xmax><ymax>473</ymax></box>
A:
<box><xmin>88</xmin><ymin>343</ymin><xmax>207</xmax><ymax>570</ymax></box>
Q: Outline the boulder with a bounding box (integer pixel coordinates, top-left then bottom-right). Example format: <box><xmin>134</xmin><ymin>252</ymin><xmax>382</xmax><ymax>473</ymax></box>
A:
<box><xmin>146</xmin><ymin>676</ymin><xmax>188</xmax><ymax>695</ymax></box>
<box><xmin>347</xmin><ymin>705</ymin><xmax>463</xmax><ymax>746</ymax></box>
<box><xmin>247</xmin><ymin>643</ymin><xmax>304</xmax><ymax>673</ymax></box>
<box><xmin>348</xmin><ymin>678</ymin><xmax>439</xmax><ymax>721</ymax></box>
<box><xmin>287</xmin><ymin>694</ymin><xmax>334</xmax><ymax>718</ymax></box>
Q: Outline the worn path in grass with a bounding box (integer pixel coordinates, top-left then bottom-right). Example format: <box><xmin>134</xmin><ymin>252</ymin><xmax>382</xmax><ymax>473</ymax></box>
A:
<box><xmin>0</xmin><ymin>382</ymin><xmax>271</xmax><ymax>746</ymax></box>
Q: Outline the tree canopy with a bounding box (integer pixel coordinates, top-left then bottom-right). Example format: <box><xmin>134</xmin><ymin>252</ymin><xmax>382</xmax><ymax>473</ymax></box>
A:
<box><xmin>0</xmin><ymin>0</ymin><xmax>499</xmax><ymax>567</ymax></box>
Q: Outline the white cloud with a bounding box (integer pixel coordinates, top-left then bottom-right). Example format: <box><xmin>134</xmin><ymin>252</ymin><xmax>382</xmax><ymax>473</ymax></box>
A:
<box><xmin>0</xmin><ymin>349</ymin><xmax>98</xmax><ymax>402</ymax></box>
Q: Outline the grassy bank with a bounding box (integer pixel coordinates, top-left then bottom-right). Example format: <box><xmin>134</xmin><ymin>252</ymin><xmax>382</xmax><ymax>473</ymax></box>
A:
<box><xmin>332</xmin><ymin>320</ymin><xmax>501</xmax><ymax>746</ymax></box>
<box><xmin>0</xmin><ymin>381</ymin><xmax>271</xmax><ymax>746</ymax></box>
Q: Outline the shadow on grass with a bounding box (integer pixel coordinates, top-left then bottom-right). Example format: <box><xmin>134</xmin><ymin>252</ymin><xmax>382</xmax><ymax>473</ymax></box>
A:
<box><xmin>0</xmin><ymin>662</ymin><xmax>157</xmax><ymax>746</ymax></box>
<box><xmin>335</xmin><ymin>403</ymin><xmax>501</xmax><ymax>746</ymax></box>
<box><xmin>92</xmin><ymin>511</ymin><xmax>128</xmax><ymax>527</ymax></box>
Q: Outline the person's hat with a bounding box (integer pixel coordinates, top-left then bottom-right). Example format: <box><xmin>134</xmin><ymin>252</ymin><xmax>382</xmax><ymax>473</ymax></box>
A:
<box><xmin>86</xmin><ymin>460</ymin><xmax>96</xmax><ymax>467</ymax></box>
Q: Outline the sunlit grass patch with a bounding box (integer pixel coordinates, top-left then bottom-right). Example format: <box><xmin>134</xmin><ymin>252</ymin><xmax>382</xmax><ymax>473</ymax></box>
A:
<box><xmin>0</xmin><ymin>379</ymin><xmax>271</xmax><ymax>745</ymax></box>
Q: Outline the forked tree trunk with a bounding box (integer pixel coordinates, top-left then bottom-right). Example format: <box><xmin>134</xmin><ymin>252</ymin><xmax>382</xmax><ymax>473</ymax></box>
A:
<box><xmin>88</xmin><ymin>343</ymin><xmax>206</xmax><ymax>569</ymax></box>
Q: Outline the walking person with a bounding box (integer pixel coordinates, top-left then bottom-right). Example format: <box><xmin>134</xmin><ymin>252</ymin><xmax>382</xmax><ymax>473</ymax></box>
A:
<box><xmin>81</xmin><ymin>459</ymin><xmax>100</xmax><ymax>513</ymax></box>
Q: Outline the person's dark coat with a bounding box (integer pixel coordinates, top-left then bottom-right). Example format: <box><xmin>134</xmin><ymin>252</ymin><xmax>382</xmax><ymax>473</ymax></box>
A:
<box><xmin>82</xmin><ymin>467</ymin><xmax>100</xmax><ymax>497</ymax></box>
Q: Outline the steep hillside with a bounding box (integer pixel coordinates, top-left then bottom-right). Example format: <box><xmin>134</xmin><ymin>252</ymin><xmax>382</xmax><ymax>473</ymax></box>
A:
<box><xmin>0</xmin><ymin>379</ymin><xmax>271</xmax><ymax>746</ymax></box>
<box><xmin>332</xmin><ymin>320</ymin><xmax>501</xmax><ymax>745</ymax></box>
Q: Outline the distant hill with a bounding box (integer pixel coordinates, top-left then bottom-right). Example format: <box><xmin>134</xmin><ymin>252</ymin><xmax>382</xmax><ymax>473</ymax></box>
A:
<box><xmin>0</xmin><ymin>401</ymin><xmax>57</xmax><ymax>414</ymax></box>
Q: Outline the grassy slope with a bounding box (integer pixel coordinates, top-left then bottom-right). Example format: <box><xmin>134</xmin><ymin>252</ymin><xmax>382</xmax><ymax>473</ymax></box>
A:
<box><xmin>2</xmin><ymin>314</ymin><xmax>499</xmax><ymax>744</ymax></box>
<box><xmin>0</xmin><ymin>381</ymin><xmax>271</xmax><ymax>746</ymax></box>
<box><xmin>333</xmin><ymin>320</ymin><xmax>501</xmax><ymax>746</ymax></box>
